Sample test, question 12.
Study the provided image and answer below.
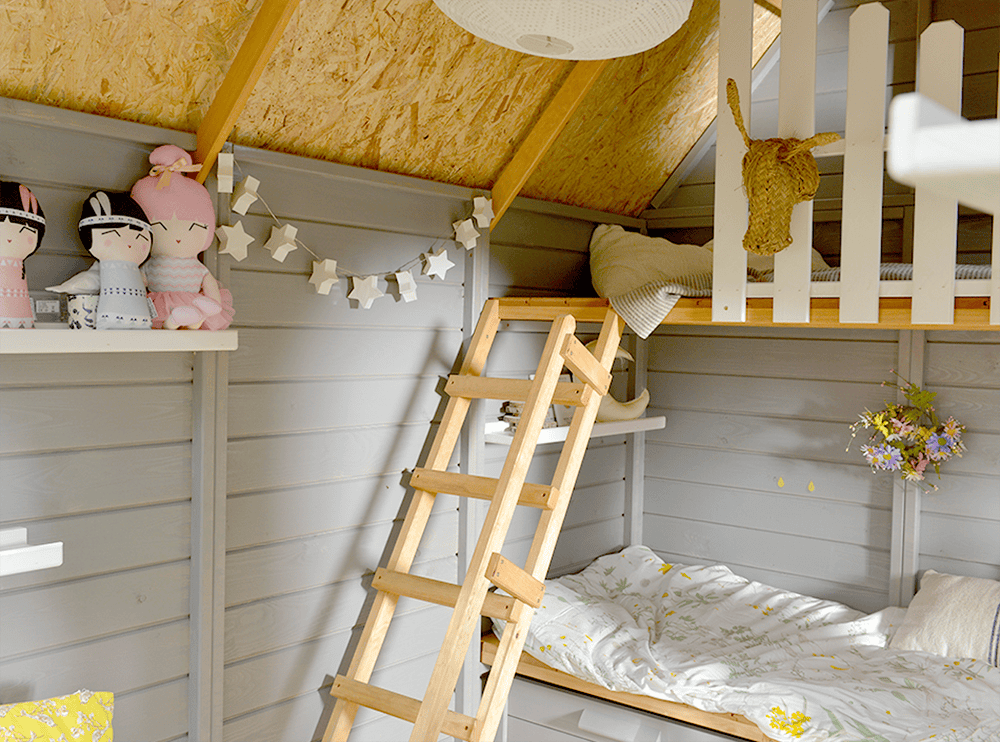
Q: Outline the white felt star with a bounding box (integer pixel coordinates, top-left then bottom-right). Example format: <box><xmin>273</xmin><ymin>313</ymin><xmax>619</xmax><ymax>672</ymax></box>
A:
<box><xmin>216</xmin><ymin>221</ymin><xmax>255</xmax><ymax>261</ymax></box>
<box><xmin>231</xmin><ymin>175</ymin><xmax>260</xmax><ymax>215</ymax></box>
<box><xmin>422</xmin><ymin>248</ymin><xmax>455</xmax><ymax>280</ymax></box>
<box><xmin>394</xmin><ymin>270</ymin><xmax>418</xmax><ymax>302</ymax></box>
<box><xmin>453</xmin><ymin>218</ymin><xmax>478</xmax><ymax>250</ymax></box>
<box><xmin>472</xmin><ymin>196</ymin><xmax>494</xmax><ymax>228</ymax></box>
<box><xmin>348</xmin><ymin>275</ymin><xmax>384</xmax><ymax>309</ymax></box>
<box><xmin>309</xmin><ymin>259</ymin><xmax>340</xmax><ymax>295</ymax></box>
<box><xmin>216</xmin><ymin>153</ymin><xmax>234</xmax><ymax>194</ymax></box>
<box><xmin>265</xmin><ymin>224</ymin><xmax>298</xmax><ymax>262</ymax></box>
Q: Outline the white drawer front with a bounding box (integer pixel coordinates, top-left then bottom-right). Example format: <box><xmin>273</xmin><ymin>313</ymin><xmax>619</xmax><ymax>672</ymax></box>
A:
<box><xmin>507</xmin><ymin>677</ymin><xmax>744</xmax><ymax>742</ymax></box>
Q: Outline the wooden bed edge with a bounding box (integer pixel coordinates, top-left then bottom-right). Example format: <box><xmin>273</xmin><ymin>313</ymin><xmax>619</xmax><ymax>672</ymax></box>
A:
<box><xmin>495</xmin><ymin>296</ymin><xmax>996</xmax><ymax>331</ymax></box>
<box><xmin>480</xmin><ymin>633</ymin><xmax>776</xmax><ymax>742</ymax></box>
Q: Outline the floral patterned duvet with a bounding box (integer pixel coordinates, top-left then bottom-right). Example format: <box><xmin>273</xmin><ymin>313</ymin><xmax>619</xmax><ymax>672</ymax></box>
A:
<box><xmin>494</xmin><ymin>546</ymin><xmax>1000</xmax><ymax>742</ymax></box>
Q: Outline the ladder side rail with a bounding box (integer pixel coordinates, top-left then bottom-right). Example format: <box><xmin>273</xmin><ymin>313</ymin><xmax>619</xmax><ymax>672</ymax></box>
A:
<box><xmin>409</xmin><ymin>314</ymin><xmax>579</xmax><ymax>741</ymax></box>
<box><xmin>324</xmin><ymin>300</ymin><xmax>502</xmax><ymax>742</ymax></box>
<box><xmin>474</xmin><ymin>310</ymin><xmax>624</xmax><ymax>742</ymax></box>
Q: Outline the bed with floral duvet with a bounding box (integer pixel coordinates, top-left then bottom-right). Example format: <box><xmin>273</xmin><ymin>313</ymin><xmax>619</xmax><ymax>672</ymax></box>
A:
<box><xmin>492</xmin><ymin>545</ymin><xmax>1000</xmax><ymax>742</ymax></box>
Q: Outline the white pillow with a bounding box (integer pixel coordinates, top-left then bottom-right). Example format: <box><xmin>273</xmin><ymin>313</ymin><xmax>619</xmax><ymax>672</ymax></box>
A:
<box><xmin>704</xmin><ymin>239</ymin><xmax>831</xmax><ymax>272</ymax></box>
<box><xmin>589</xmin><ymin>224</ymin><xmax>713</xmax><ymax>297</ymax></box>
<box><xmin>890</xmin><ymin>570</ymin><xmax>1000</xmax><ymax>666</ymax></box>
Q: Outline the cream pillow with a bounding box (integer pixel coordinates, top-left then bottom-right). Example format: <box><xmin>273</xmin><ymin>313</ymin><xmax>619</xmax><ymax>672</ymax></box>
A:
<box><xmin>890</xmin><ymin>570</ymin><xmax>1000</xmax><ymax>666</ymax></box>
<box><xmin>704</xmin><ymin>239</ymin><xmax>831</xmax><ymax>272</ymax></box>
<box><xmin>589</xmin><ymin>224</ymin><xmax>714</xmax><ymax>297</ymax></box>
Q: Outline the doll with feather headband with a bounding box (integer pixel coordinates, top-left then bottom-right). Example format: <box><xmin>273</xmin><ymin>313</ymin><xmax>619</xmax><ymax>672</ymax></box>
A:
<box><xmin>47</xmin><ymin>190</ymin><xmax>155</xmax><ymax>329</ymax></box>
<box><xmin>0</xmin><ymin>180</ymin><xmax>45</xmax><ymax>328</ymax></box>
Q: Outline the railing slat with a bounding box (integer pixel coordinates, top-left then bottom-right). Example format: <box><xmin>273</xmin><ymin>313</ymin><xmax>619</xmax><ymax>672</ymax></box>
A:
<box><xmin>911</xmin><ymin>21</ymin><xmax>964</xmax><ymax>325</ymax></box>
<box><xmin>992</xmin><ymin>55</ymin><xmax>999</xmax><ymax>326</ymax></box>
<box><xmin>839</xmin><ymin>3</ymin><xmax>889</xmax><ymax>324</ymax></box>
<box><xmin>773</xmin><ymin>0</ymin><xmax>819</xmax><ymax>324</ymax></box>
<box><xmin>711</xmin><ymin>0</ymin><xmax>754</xmax><ymax>323</ymax></box>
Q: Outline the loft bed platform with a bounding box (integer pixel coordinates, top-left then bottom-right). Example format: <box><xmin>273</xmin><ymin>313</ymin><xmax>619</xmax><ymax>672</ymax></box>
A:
<box><xmin>496</xmin><ymin>296</ymin><xmax>996</xmax><ymax>332</ymax></box>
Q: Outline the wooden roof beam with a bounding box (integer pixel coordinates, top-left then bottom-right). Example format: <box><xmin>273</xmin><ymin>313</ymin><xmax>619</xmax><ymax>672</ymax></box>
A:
<box><xmin>194</xmin><ymin>0</ymin><xmax>302</xmax><ymax>183</ymax></box>
<box><xmin>490</xmin><ymin>59</ymin><xmax>609</xmax><ymax>231</ymax></box>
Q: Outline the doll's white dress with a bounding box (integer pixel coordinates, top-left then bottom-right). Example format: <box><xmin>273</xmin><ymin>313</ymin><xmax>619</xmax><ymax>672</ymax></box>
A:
<box><xmin>96</xmin><ymin>260</ymin><xmax>152</xmax><ymax>330</ymax></box>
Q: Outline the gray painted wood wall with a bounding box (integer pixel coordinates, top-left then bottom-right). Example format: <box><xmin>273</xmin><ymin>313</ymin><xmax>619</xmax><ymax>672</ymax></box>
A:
<box><xmin>643</xmin><ymin>325</ymin><xmax>999</xmax><ymax>614</ymax></box>
<box><xmin>0</xmin><ymin>97</ymin><xmax>633</xmax><ymax>741</ymax></box>
<box><xmin>1</xmin><ymin>103</ymin><xmax>208</xmax><ymax>742</ymax></box>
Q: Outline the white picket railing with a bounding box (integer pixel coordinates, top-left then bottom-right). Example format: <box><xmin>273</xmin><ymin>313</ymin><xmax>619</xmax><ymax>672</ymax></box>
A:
<box><xmin>712</xmin><ymin>1</ymin><xmax>997</xmax><ymax>326</ymax></box>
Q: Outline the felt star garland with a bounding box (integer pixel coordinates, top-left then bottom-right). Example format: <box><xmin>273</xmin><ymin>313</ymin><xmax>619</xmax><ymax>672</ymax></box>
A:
<box><xmin>216</xmin><ymin>159</ymin><xmax>490</xmax><ymax>309</ymax></box>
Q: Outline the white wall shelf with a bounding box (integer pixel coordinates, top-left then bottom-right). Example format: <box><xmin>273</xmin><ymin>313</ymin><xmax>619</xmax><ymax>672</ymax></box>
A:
<box><xmin>484</xmin><ymin>416</ymin><xmax>666</xmax><ymax>446</ymax></box>
<box><xmin>0</xmin><ymin>324</ymin><xmax>238</xmax><ymax>354</ymax></box>
<box><xmin>887</xmin><ymin>92</ymin><xmax>999</xmax><ymax>215</ymax></box>
<box><xmin>0</xmin><ymin>527</ymin><xmax>63</xmax><ymax>577</ymax></box>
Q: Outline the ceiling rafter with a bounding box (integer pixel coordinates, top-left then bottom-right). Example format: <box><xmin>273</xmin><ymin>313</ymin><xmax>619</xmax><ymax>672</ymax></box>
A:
<box><xmin>195</xmin><ymin>0</ymin><xmax>302</xmax><ymax>183</ymax></box>
<box><xmin>489</xmin><ymin>60</ymin><xmax>610</xmax><ymax>230</ymax></box>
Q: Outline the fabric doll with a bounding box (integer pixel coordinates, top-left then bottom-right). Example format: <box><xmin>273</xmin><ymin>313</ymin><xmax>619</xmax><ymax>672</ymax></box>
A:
<box><xmin>131</xmin><ymin>145</ymin><xmax>234</xmax><ymax>330</ymax></box>
<box><xmin>48</xmin><ymin>191</ymin><xmax>155</xmax><ymax>329</ymax></box>
<box><xmin>0</xmin><ymin>180</ymin><xmax>46</xmax><ymax>328</ymax></box>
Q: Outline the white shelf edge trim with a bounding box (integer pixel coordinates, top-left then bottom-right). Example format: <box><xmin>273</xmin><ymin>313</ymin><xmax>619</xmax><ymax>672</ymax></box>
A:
<box><xmin>0</xmin><ymin>326</ymin><xmax>238</xmax><ymax>354</ymax></box>
<box><xmin>0</xmin><ymin>527</ymin><xmax>64</xmax><ymax>577</ymax></box>
<box><xmin>887</xmin><ymin>92</ymin><xmax>999</xmax><ymax>216</ymax></box>
<box><xmin>484</xmin><ymin>416</ymin><xmax>666</xmax><ymax>446</ymax></box>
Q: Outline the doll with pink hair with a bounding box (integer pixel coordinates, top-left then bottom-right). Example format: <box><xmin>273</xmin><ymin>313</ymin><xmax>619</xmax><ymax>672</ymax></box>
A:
<box><xmin>131</xmin><ymin>145</ymin><xmax>234</xmax><ymax>330</ymax></box>
<box><xmin>0</xmin><ymin>180</ymin><xmax>45</xmax><ymax>328</ymax></box>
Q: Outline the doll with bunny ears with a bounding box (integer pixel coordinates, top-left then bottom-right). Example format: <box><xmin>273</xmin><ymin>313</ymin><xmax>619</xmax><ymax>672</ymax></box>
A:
<box><xmin>0</xmin><ymin>180</ymin><xmax>45</xmax><ymax>328</ymax></box>
<box><xmin>47</xmin><ymin>190</ymin><xmax>155</xmax><ymax>330</ymax></box>
<box><xmin>131</xmin><ymin>145</ymin><xmax>234</xmax><ymax>330</ymax></box>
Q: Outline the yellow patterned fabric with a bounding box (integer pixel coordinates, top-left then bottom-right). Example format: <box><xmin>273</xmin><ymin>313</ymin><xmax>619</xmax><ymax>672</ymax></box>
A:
<box><xmin>0</xmin><ymin>690</ymin><xmax>113</xmax><ymax>741</ymax></box>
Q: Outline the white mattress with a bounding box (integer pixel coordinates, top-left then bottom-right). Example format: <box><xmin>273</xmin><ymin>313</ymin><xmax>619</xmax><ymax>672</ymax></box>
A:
<box><xmin>494</xmin><ymin>546</ymin><xmax>1000</xmax><ymax>742</ymax></box>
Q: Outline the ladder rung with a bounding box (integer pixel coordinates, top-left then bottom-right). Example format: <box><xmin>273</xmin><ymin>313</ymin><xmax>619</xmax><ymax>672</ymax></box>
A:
<box><xmin>331</xmin><ymin>675</ymin><xmax>475</xmax><ymax>740</ymax></box>
<box><xmin>373</xmin><ymin>568</ymin><xmax>516</xmax><ymax>621</ymax></box>
<box><xmin>560</xmin><ymin>335</ymin><xmax>612</xmax><ymax>394</ymax></box>
<box><xmin>485</xmin><ymin>553</ymin><xmax>545</xmax><ymax>608</ymax></box>
<box><xmin>445</xmin><ymin>376</ymin><xmax>589</xmax><ymax>406</ymax></box>
<box><xmin>411</xmin><ymin>468</ymin><xmax>557</xmax><ymax>510</ymax></box>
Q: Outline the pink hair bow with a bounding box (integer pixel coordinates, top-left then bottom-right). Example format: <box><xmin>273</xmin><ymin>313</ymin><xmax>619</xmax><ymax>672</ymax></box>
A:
<box><xmin>150</xmin><ymin>157</ymin><xmax>203</xmax><ymax>190</ymax></box>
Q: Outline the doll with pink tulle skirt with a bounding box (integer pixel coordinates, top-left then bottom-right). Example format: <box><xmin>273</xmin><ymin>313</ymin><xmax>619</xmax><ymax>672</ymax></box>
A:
<box><xmin>131</xmin><ymin>145</ymin><xmax>234</xmax><ymax>330</ymax></box>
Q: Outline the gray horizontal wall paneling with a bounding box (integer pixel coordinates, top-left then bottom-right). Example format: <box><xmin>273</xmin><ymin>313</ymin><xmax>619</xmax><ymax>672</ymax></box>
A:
<box><xmin>643</xmin><ymin>325</ymin><xmax>901</xmax><ymax>613</ymax></box>
<box><xmin>486</xmin><ymin>203</ymin><xmax>631</xmax><ymax>576</ymax></box>
<box><xmin>0</xmin><ymin>98</ymin><xmax>201</xmax><ymax>740</ymax></box>
<box><xmin>919</xmin><ymin>330</ymin><xmax>1000</xmax><ymax>582</ymax></box>
<box><xmin>221</xmin><ymin>144</ymin><xmax>472</xmax><ymax>740</ymax></box>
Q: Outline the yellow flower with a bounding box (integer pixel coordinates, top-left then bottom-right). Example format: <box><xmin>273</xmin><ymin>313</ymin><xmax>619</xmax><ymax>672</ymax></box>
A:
<box><xmin>767</xmin><ymin>707</ymin><xmax>811</xmax><ymax>738</ymax></box>
<box><xmin>659</xmin><ymin>563</ymin><xmax>672</xmax><ymax>574</ymax></box>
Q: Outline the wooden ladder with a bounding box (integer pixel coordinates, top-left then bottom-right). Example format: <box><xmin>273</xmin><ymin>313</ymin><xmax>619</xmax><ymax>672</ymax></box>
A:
<box><xmin>323</xmin><ymin>297</ymin><xmax>623</xmax><ymax>742</ymax></box>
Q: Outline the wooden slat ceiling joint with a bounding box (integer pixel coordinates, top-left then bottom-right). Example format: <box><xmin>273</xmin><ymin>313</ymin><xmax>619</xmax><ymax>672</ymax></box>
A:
<box><xmin>194</xmin><ymin>0</ymin><xmax>302</xmax><ymax>183</ymax></box>
<box><xmin>490</xmin><ymin>59</ymin><xmax>610</xmax><ymax>230</ymax></box>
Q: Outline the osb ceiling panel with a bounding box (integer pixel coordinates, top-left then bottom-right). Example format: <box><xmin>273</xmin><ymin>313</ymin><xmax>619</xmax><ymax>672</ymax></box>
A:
<box><xmin>523</xmin><ymin>0</ymin><xmax>781</xmax><ymax>216</ymax></box>
<box><xmin>0</xmin><ymin>0</ymin><xmax>256</xmax><ymax>133</ymax></box>
<box><xmin>0</xmin><ymin>0</ymin><xmax>779</xmax><ymax>218</ymax></box>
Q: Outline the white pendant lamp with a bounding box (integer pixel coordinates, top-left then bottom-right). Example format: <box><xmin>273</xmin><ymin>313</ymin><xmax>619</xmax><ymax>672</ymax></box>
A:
<box><xmin>432</xmin><ymin>0</ymin><xmax>695</xmax><ymax>60</ymax></box>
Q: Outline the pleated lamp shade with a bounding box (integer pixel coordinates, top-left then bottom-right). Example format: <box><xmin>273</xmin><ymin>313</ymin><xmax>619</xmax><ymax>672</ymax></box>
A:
<box><xmin>432</xmin><ymin>0</ymin><xmax>694</xmax><ymax>60</ymax></box>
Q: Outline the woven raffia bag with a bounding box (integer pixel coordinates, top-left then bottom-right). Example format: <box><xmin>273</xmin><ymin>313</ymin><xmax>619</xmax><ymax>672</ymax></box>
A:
<box><xmin>726</xmin><ymin>78</ymin><xmax>840</xmax><ymax>255</ymax></box>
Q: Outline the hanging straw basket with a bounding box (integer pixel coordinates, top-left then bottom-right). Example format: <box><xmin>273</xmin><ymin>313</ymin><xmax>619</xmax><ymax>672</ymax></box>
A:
<box><xmin>726</xmin><ymin>78</ymin><xmax>840</xmax><ymax>256</ymax></box>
